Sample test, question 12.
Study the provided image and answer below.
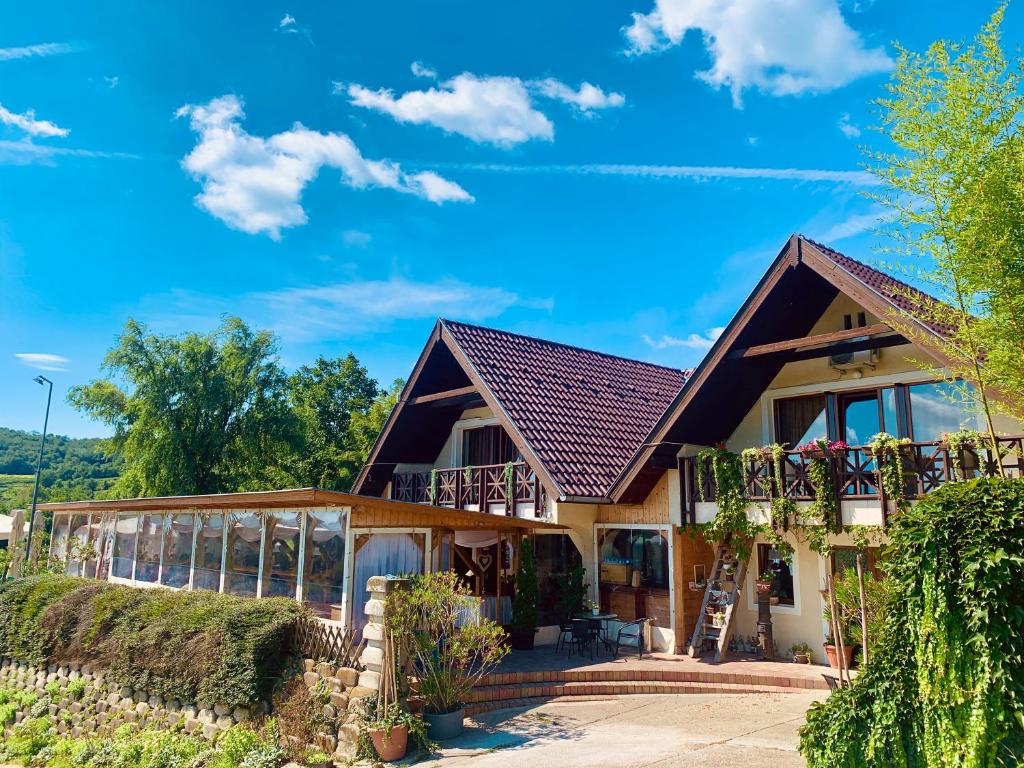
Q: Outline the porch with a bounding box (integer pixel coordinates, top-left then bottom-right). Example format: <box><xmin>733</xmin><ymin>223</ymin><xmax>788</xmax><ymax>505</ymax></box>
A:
<box><xmin>391</xmin><ymin>460</ymin><xmax>546</xmax><ymax>517</ymax></box>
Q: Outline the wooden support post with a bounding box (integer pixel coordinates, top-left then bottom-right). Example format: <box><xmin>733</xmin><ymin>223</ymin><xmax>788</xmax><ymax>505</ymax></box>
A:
<box><xmin>856</xmin><ymin>552</ymin><xmax>869</xmax><ymax>667</ymax></box>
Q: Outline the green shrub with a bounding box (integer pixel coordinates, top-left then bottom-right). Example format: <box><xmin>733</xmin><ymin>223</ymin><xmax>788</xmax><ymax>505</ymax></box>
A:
<box><xmin>800</xmin><ymin>478</ymin><xmax>1024</xmax><ymax>767</ymax></box>
<box><xmin>64</xmin><ymin>678</ymin><xmax>85</xmax><ymax>700</ymax></box>
<box><xmin>511</xmin><ymin>538</ymin><xmax>538</xmax><ymax>634</ymax></box>
<box><xmin>44</xmin><ymin>680</ymin><xmax>61</xmax><ymax>698</ymax></box>
<box><xmin>0</xmin><ymin>575</ymin><xmax>302</xmax><ymax>708</ymax></box>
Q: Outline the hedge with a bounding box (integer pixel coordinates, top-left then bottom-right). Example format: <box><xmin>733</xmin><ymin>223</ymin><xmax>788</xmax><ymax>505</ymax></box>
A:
<box><xmin>0</xmin><ymin>575</ymin><xmax>302</xmax><ymax>708</ymax></box>
<box><xmin>800</xmin><ymin>477</ymin><xmax>1024</xmax><ymax>767</ymax></box>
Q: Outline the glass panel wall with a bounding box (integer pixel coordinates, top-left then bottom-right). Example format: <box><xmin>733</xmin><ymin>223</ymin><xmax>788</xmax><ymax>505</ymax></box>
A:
<box><xmin>193</xmin><ymin>514</ymin><xmax>224</xmax><ymax>592</ymax></box>
<box><xmin>225</xmin><ymin>512</ymin><xmax>262</xmax><ymax>597</ymax></box>
<box><xmin>135</xmin><ymin>513</ymin><xmax>165</xmax><ymax>584</ymax></box>
<box><xmin>49</xmin><ymin>514</ymin><xmax>70</xmax><ymax>564</ymax></box>
<box><xmin>303</xmin><ymin>510</ymin><xmax>346</xmax><ymax>619</ymax></box>
<box><xmin>262</xmin><ymin>511</ymin><xmax>301</xmax><ymax>598</ymax></box>
<box><xmin>111</xmin><ymin>514</ymin><xmax>139</xmax><ymax>580</ymax></box>
<box><xmin>161</xmin><ymin>514</ymin><xmax>195</xmax><ymax>589</ymax></box>
<box><xmin>775</xmin><ymin>395</ymin><xmax>828</xmax><ymax>447</ymax></box>
<box><xmin>908</xmin><ymin>381</ymin><xmax>978</xmax><ymax>441</ymax></box>
<box><xmin>66</xmin><ymin>514</ymin><xmax>90</xmax><ymax>576</ymax></box>
<box><xmin>82</xmin><ymin>516</ymin><xmax>102</xmax><ymax>579</ymax></box>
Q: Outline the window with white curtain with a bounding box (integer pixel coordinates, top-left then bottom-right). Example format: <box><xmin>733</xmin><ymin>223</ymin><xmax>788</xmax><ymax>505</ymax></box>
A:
<box><xmin>262</xmin><ymin>511</ymin><xmax>301</xmax><ymax>599</ymax></box>
<box><xmin>350</xmin><ymin>532</ymin><xmax>426</xmax><ymax>633</ymax></box>
<box><xmin>111</xmin><ymin>514</ymin><xmax>139</xmax><ymax>580</ymax></box>
<box><xmin>303</xmin><ymin>510</ymin><xmax>346</xmax><ymax>618</ymax></box>
<box><xmin>225</xmin><ymin>512</ymin><xmax>262</xmax><ymax>597</ymax></box>
<box><xmin>135</xmin><ymin>513</ymin><xmax>165</xmax><ymax>584</ymax></box>
<box><xmin>193</xmin><ymin>513</ymin><xmax>224</xmax><ymax>592</ymax></box>
<box><xmin>161</xmin><ymin>514</ymin><xmax>195</xmax><ymax>589</ymax></box>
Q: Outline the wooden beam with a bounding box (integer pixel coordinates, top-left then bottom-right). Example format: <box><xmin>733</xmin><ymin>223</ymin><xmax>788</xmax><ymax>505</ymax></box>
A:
<box><xmin>409</xmin><ymin>385</ymin><xmax>478</xmax><ymax>406</ymax></box>
<box><xmin>784</xmin><ymin>333</ymin><xmax>909</xmax><ymax>363</ymax></box>
<box><xmin>732</xmin><ymin>322</ymin><xmax>893</xmax><ymax>358</ymax></box>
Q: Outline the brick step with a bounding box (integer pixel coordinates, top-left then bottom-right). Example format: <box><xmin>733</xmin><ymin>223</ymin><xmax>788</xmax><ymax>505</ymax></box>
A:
<box><xmin>478</xmin><ymin>668</ymin><xmax>827</xmax><ymax>691</ymax></box>
<box><xmin>465</xmin><ymin>679</ymin><xmax>802</xmax><ymax>705</ymax></box>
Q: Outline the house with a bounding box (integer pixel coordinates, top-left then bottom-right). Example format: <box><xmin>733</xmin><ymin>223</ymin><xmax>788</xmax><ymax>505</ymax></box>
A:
<box><xmin>354</xmin><ymin>234</ymin><xmax>1023</xmax><ymax>658</ymax></box>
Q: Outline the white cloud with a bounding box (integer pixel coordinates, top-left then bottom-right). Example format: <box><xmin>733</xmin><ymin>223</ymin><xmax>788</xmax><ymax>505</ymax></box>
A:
<box><xmin>437</xmin><ymin>161</ymin><xmax>879</xmax><ymax>186</ymax></box>
<box><xmin>837</xmin><ymin>112</ymin><xmax>861</xmax><ymax>138</ymax></box>
<box><xmin>813</xmin><ymin>207</ymin><xmax>893</xmax><ymax>242</ymax></box>
<box><xmin>532</xmin><ymin>78</ymin><xmax>625</xmax><ymax>113</ymax></box>
<box><xmin>175</xmin><ymin>94</ymin><xmax>472</xmax><ymax>240</ymax></box>
<box><xmin>278</xmin><ymin>14</ymin><xmax>296</xmax><ymax>29</ymax></box>
<box><xmin>342</xmin><ymin>229</ymin><xmax>372</xmax><ymax>248</ymax></box>
<box><xmin>623</xmin><ymin>0</ymin><xmax>892</xmax><ymax>106</ymax></box>
<box><xmin>347</xmin><ymin>73</ymin><xmax>553</xmax><ymax>147</ymax></box>
<box><xmin>0</xmin><ymin>140</ymin><xmax>134</xmax><ymax>165</ymax></box>
<box><xmin>411</xmin><ymin>61</ymin><xmax>437</xmax><ymax>79</ymax></box>
<box><xmin>0</xmin><ymin>103</ymin><xmax>68</xmax><ymax>137</ymax></box>
<box><xmin>642</xmin><ymin>327</ymin><xmax>725</xmax><ymax>351</ymax></box>
<box><xmin>15</xmin><ymin>353</ymin><xmax>69</xmax><ymax>372</ymax></box>
<box><xmin>276</xmin><ymin>14</ymin><xmax>313</xmax><ymax>45</ymax></box>
<box><xmin>104</xmin><ymin>75</ymin><xmax>119</xmax><ymax>89</ymax></box>
<box><xmin>0</xmin><ymin>42</ymin><xmax>74</xmax><ymax>61</ymax></box>
<box><xmin>747</xmin><ymin>136</ymin><xmax>759</xmax><ymax>146</ymax></box>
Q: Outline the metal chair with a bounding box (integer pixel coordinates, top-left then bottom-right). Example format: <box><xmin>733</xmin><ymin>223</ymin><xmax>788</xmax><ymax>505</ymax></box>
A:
<box><xmin>822</xmin><ymin>674</ymin><xmax>850</xmax><ymax>691</ymax></box>
<box><xmin>614</xmin><ymin>618</ymin><xmax>649</xmax><ymax>660</ymax></box>
<box><xmin>570</xmin><ymin>619</ymin><xmax>595</xmax><ymax>659</ymax></box>
<box><xmin>555</xmin><ymin>620</ymin><xmax>574</xmax><ymax>653</ymax></box>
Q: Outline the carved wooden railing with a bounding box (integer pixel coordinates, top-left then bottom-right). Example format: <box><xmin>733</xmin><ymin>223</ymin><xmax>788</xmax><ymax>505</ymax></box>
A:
<box><xmin>682</xmin><ymin>436</ymin><xmax>1024</xmax><ymax>526</ymax></box>
<box><xmin>390</xmin><ymin>461</ymin><xmax>544</xmax><ymax>516</ymax></box>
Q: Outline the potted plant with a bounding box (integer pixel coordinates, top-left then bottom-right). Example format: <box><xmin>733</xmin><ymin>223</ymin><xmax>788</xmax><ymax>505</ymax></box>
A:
<box><xmin>586</xmin><ymin>599</ymin><xmax>601</xmax><ymax>616</ymax></box>
<box><xmin>509</xmin><ymin>538</ymin><xmax>539</xmax><ymax>650</ymax></box>
<box><xmin>791</xmin><ymin>642</ymin><xmax>813</xmax><ymax>664</ymax></box>
<box><xmin>711</xmin><ymin>611</ymin><xmax>726</xmax><ymax>628</ymax></box>
<box><xmin>388</xmin><ymin>570</ymin><xmax>509</xmax><ymax>741</ymax></box>
<box><xmin>303</xmin><ymin>749</ymin><xmax>334</xmax><ymax>768</ymax></box>
<box><xmin>556</xmin><ymin>563</ymin><xmax>588</xmax><ymax>622</ymax></box>
<box><xmin>366</xmin><ymin>701</ymin><xmax>416</xmax><ymax>762</ymax></box>
<box><xmin>755</xmin><ymin>570</ymin><xmax>774</xmax><ymax>594</ymax></box>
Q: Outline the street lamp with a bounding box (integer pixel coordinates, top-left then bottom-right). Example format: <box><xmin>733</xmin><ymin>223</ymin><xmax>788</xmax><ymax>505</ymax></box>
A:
<box><xmin>25</xmin><ymin>375</ymin><xmax>53</xmax><ymax>565</ymax></box>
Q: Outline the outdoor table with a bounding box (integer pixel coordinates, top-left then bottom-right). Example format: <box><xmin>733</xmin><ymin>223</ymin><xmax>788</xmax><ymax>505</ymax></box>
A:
<box><xmin>575</xmin><ymin>612</ymin><xmax>618</xmax><ymax>651</ymax></box>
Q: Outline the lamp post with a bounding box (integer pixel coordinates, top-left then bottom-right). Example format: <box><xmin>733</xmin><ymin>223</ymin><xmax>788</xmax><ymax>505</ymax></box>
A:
<box><xmin>25</xmin><ymin>375</ymin><xmax>53</xmax><ymax>565</ymax></box>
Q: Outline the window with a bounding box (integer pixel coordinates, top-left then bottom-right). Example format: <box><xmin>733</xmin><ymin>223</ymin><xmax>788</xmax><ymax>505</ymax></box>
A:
<box><xmin>757</xmin><ymin>543</ymin><xmax>794</xmax><ymax>606</ymax></box>
<box><xmin>225</xmin><ymin>512</ymin><xmax>262</xmax><ymax>596</ymax></box>
<box><xmin>161</xmin><ymin>514</ymin><xmax>195</xmax><ymax>589</ymax></box>
<box><xmin>135</xmin><ymin>514</ymin><xmax>165</xmax><ymax>583</ymax></box>
<box><xmin>193</xmin><ymin>513</ymin><xmax>224</xmax><ymax>592</ymax></box>
<box><xmin>461</xmin><ymin>425</ymin><xmax>520</xmax><ymax>466</ymax></box>
<box><xmin>775</xmin><ymin>395</ymin><xmax>828</xmax><ymax>448</ymax></box>
<box><xmin>830</xmin><ymin>547</ymin><xmax>884</xmax><ymax>581</ymax></box>
<box><xmin>533</xmin><ymin>534</ymin><xmax>583</xmax><ymax>625</ymax></box>
<box><xmin>66</xmin><ymin>514</ymin><xmax>90</xmax><ymax>577</ymax></box>
<box><xmin>49</xmin><ymin>514</ymin><xmax>70</xmax><ymax>564</ymax></box>
<box><xmin>839</xmin><ymin>392</ymin><xmax>882</xmax><ymax>446</ymax></box>
<box><xmin>598</xmin><ymin>528</ymin><xmax>670</xmax><ymax>589</ymax></box>
<box><xmin>303</xmin><ymin>510</ymin><xmax>347</xmax><ymax>618</ymax></box>
<box><xmin>111</xmin><ymin>514</ymin><xmax>139</xmax><ymax>580</ymax></box>
<box><xmin>262</xmin><ymin>511</ymin><xmax>301</xmax><ymax>598</ymax></box>
<box><xmin>908</xmin><ymin>381</ymin><xmax>978</xmax><ymax>442</ymax></box>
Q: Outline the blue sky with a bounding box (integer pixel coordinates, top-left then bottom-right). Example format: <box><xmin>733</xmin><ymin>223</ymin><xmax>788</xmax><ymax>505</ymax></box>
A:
<box><xmin>0</xmin><ymin>1</ymin><xmax>1014</xmax><ymax>438</ymax></box>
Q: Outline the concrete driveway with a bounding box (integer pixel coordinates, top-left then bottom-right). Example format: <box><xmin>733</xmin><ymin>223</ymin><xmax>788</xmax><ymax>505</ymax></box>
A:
<box><xmin>419</xmin><ymin>692</ymin><xmax>822</xmax><ymax>768</ymax></box>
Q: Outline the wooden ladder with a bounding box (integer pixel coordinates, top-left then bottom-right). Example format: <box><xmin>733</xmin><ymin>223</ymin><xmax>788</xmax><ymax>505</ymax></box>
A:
<box><xmin>687</xmin><ymin>538</ymin><xmax>750</xmax><ymax>662</ymax></box>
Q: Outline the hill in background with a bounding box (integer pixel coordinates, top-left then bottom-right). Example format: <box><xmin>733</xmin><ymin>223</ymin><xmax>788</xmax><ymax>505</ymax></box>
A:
<box><xmin>0</xmin><ymin>427</ymin><xmax>120</xmax><ymax>513</ymax></box>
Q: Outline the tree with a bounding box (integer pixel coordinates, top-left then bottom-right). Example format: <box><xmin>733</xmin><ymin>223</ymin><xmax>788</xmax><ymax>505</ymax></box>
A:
<box><xmin>288</xmin><ymin>354</ymin><xmax>379</xmax><ymax>491</ymax></box>
<box><xmin>69</xmin><ymin>317</ymin><xmax>297</xmax><ymax>496</ymax></box>
<box><xmin>869</xmin><ymin>8</ymin><xmax>1024</xmax><ymax>465</ymax></box>
<box><xmin>346</xmin><ymin>378</ymin><xmax>402</xmax><ymax>484</ymax></box>
<box><xmin>511</xmin><ymin>537</ymin><xmax>539</xmax><ymax>638</ymax></box>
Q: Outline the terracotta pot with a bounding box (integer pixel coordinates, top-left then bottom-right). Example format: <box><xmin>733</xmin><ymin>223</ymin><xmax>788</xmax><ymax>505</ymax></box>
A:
<box><xmin>509</xmin><ymin>629</ymin><xmax>536</xmax><ymax>651</ymax></box>
<box><xmin>793</xmin><ymin>653</ymin><xmax>811</xmax><ymax>664</ymax></box>
<box><xmin>369</xmin><ymin>724</ymin><xmax>409</xmax><ymax>762</ymax></box>
<box><xmin>755</xmin><ymin>580</ymin><xmax>773</xmax><ymax>593</ymax></box>
<box><xmin>824</xmin><ymin>643</ymin><xmax>854</xmax><ymax>670</ymax></box>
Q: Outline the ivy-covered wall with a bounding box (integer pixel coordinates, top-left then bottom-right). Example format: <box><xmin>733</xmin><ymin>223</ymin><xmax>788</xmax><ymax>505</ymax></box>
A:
<box><xmin>800</xmin><ymin>478</ymin><xmax>1024</xmax><ymax>767</ymax></box>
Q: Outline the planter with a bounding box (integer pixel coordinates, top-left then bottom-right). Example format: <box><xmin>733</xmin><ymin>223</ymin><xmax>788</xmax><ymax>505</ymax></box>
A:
<box><xmin>769</xmin><ymin>596</ymin><xmax>780</xmax><ymax>606</ymax></box>
<box><xmin>800</xmin><ymin>448</ymin><xmax>826</xmax><ymax>460</ymax></box>
<box><xmin>793</xmin><ymin>653</ymin><xmax>811</xmax><ymax>665</ymax></box>
<box><xmin>308</xmin><ymin>761</ymin><xmax>333</xmax><ymax>768</ymax></box>
<box><xmin>509</xmin><ymin>629</ymin><xmax>536</xmax><ymax>651</ymax></box>
<box><xmin>424</xmin><ymin>705</ymin><xmax>466</xmax><ymax>741</ymax></box>
<box><xmin>369</xmin><ymin>724</ymin><xmax>409</xmax><ymax>762</ymax></box>
<box><xmin>755</xmin><ymin>580</ymin><xmax>773</xmax><ymax>593</ymax></box>
<box><xmin>591</xmin><ymin>607</ymin><xmax>600</xmax><ymax>616</ymax></box>
<box><xmin>824</xmin><ymin>643</ymin><xmax>855</xmax><ymax>670</ymax></box>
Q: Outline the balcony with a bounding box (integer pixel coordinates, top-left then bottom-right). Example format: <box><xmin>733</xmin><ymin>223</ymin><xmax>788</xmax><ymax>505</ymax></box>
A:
<box><xmin>680</xmin><ymin>436</ymin><xmax>1024</xmax><ymax>526</ymax></box>
<box><xmin>390</xmin><ymin>461</ymin><xmax>546</xmax><ymax>517</ymax></box>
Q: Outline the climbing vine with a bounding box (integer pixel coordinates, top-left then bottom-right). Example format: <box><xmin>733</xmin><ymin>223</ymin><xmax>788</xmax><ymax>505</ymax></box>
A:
<box><xmin>942</xmin><ymin>428</ymin><xmax>987</xmax><ymax>481</ymax></box>
<box><xmin>503</xmin><ymin>461</ymin><xmax>516</xmax><ymax>503</ymax></box>
<box><xmin>429</xmin><ymin>468</ymin><xmax>438</xmax><ymax>504</ymax></box>
<box><xmin>696</xmin><ymin>444</ymin><xmax>758</xmax><ymax>559</ymax></box>
<box><xmin>799</xmin><ymin>439</ymin><xmax>842</xmax><ymax>556</ymax></box>
<box><xmin>869</xmin><ymin>432</ymin><xmax>912</xmax><ymax>515</ymax></box>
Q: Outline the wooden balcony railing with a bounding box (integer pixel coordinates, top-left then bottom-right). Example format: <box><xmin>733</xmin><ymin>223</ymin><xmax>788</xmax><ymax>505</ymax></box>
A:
<box><xmin>390</xmin><ymin>461</ymin><xmax>545</xmax><ymax>516</ymax></box>
<box><xmin>680</xmin><ymin>436</ymin><xmax>1024</xmax><ymax>526</ymax></box>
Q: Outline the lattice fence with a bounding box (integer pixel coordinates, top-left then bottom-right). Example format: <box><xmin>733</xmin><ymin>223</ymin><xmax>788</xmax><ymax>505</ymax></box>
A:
<box><xmin>294</xmin><ymin>615</ymin><xmax>365</xmax><ymax>670</ymax></box>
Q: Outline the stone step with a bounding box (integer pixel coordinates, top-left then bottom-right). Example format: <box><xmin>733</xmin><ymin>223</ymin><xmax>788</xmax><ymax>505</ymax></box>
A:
<box><xmin>465</xmin><ymin>679</ymin><xmax>802</xmax><ymax>709</ymax></box>
<box><xmin>478</xmin><ymin>667</ymin><xmax>827</xmax><ymax>691</ymax></box>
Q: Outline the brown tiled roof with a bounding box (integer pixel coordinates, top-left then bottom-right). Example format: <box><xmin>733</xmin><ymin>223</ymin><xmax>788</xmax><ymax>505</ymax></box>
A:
<box><xmin>442</xmin><ymin>319</ymin><xmax>688</xmax><ymax>499</ymax></box>
<box><xmin>803</xmin><ymin>237</ymin><xmax>957</xmax><ymax>338</ymax></box>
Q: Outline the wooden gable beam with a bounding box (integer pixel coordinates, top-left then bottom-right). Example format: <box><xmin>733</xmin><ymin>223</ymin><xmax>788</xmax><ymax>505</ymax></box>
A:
<box><xmin>408</xmin><ymin>385</ymin><xmax>479</xmax><ymax>406</ymax></box>
<box><xmin>731</xmin><ymin>322</ymin><xmax>893</xmax><ymax>358</ymax></box>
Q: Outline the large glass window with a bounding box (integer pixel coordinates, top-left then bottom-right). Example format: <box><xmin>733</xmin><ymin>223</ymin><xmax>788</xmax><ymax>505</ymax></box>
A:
<box><xmin>225</xmin><ymin>512</ymin><xmax>262</xmax><ymax>596</ymax></box>
<box><xmin>775</xmin><ymin>395</ymin><xmax>828</xmax><ymax>448</ymax></box>
<box><xmin>461</xmin><ymin>425</ymin><xmax>521</xmax><ymax>466</ymax></box>
<box><xmin>908</xmin><ymin>381</ymin><xmax>978</xmax><ymax>441</ymax></box>
<box><xmin>193</xmin><ymin>513</ymin><xmax>224</xmax><ymax>592</ymax></box>
<box><xmin>49</xmin><ymin>514</ymin><xmax>70</xmax><ymax>564</ymax></box>
<box><xmin>262</xmin><ymin>511</ymin><xmax>301</xmax><ymax>598</ymax></box>
<box><xmin>111</xmin><ymin>514</ymin><xmax>139</xmax><ymax>580</ymax></box>
<box><xmin>533</xmin><ymin>534</ymin><xmax>583</xmax><ymax>625</ymax></box>
<box><xmin>135</xmin><ymin>513</ymin><xmax>165</xmax><ymax>583</ymax></box>
<box><xmin>66</xmin><ymin>514</ymin><xmax>90</xmax><ymax>576</ymax></box>
<box><xmin>303</xmin><ymin>510</ymin><xmax>347</xmax><ymax>619</ymax></box>
<box><xmin>161</xmin><ymin>514</ymin><xmax>195</xmax><ymax>589</ymax></box>
<box><xmin>839</xmin><ymin>392</ymin><xmax>882</xmax><ymax>446</ymax></box>
<box><xmin>598</xmin><ymin>528</ymin><xmax>670</xmax><ymax>589</ymax></box>
<box><xmin>757</xmin><ymin>543</ymin><xmax>795</xmax><ymax>606</ymax></box>
<box><xmin>82</xmin><ymin>517</ymin><xmax>102</xmax><ymax>579</ymax></box>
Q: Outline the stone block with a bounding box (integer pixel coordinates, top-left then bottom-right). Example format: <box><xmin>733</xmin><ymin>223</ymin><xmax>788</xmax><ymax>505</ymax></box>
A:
<box><xmin>314</xmin><ymin>661</ymin><xmax>333</xmax><ymax>679</ymax></box>
<box><xmin>165</xmin><ymin>699</ymin><xmax>180</xmax><ymax>713</ymax></box>
<box><xmin>359</xmin><ymin>646</ymin><xmax>383</xmax><ymax>669</ymax></box>
<box><xmin>232</xmin><ymin>706</ymin><xmax>250</xmax><ymax>723</ymax></box>
<box><xmin>213</xmin><ymin>702</ymin><xmax>231</xmax><ymax>717</ymax></box>
<box><xmin>304</xmin><ymin>658</ymin><xmax>316</xmax><ymax>673</ymax></box>
<box><xmin>183</xmin><ymin>705</ymin><xmax>198</xmax><ymax>719</ymax></box>
<box><xmin>215</xmin><ymin>714</ymin><xmax>234</xmax><ymax>729</ymax></box>
<box><xmin>336</xmin><ymin>722</ymin><xmax>360</xmax><ymax>746</ymax></box>
<box><xmin>149</xmin><ymin>695</ymin><xmax>162</xmax><ymax>709</ymax></box>
<box><xmin>356</xmin><ymin>670</ymin><xmax>380</xmax><ymax>690</ymax></box>
<box><xmin>135</xmin><ymin>702</ymin><xmax>150</xmax><ymax>716</ymax></box>
<box><xmin>329</xmin><ymin>691</ymin><xmax>349</xmax><ymax>710</ymax></box>
<box><xmin>133</xmin><ymin>690</ymin><xmax>147</xmax><ymax>704</ymax></box>
<box><xmin>202</xmin><ymin>723</ymin><xmax>219</xmax><ymax>740</ymax></box>
<box><xmin>166</xmin><ymin>712</ymin><xmax>181</xmax><ymax>726</ymax></box>
<box><xmin>119</xmin><ymin>686</ymin><xmax>133</xmax><ymax>699</ymax></box>
<box><xmin>70</xmin><ymin>702</ymin><xmax>82</xmax><ymax>714</ymax></box>
<box><xmin>198</xmin><ymin>709</ymin><xmax>215</xmax><ymax>725</ymax></box>
<box><xmin>359</xmin><ymin>622</ymin><xmax>383</xmax><ymax>643</ymax></box>
<box><xmin>335</xmin><ymin>667</ymin><xmax>359</xmax><ymax>688</ymax></box>
<box><xmin>183</xmin><ymin>718</ymin><xmax>200</xmax><ymax>735</ymax></box>
<box><xmin>302</xmin><ymin>672</ymin><xmax>320</xmax><ymax>688</ymax></box>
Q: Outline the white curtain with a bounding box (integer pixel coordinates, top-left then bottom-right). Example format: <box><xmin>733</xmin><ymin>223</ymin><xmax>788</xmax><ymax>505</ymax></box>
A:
<box><xmin>352</xmin><ymin>533</ymin><xmax>424</xmax><ymax>634</ymax></box>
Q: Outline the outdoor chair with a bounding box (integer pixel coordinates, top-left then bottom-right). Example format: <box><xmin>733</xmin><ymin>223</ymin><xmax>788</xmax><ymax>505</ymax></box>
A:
<box><xmin>613</xmin><ymin>618</ymin><xmax>649</xmax><ymax>660</ymax></box>
<box><xmin>569</xmin><ymin>619</ymin><xmax>595</xmax><ymax>659</ymax></box>
<box><xmin>822</xmin><ymin>674</ymin><xmax>850</xmax><ymax>691</ymax></box>
<box><xmin>555</xmin><ymin>620</ymin><xmax>574</xmax><ymax>653</ymax></box>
